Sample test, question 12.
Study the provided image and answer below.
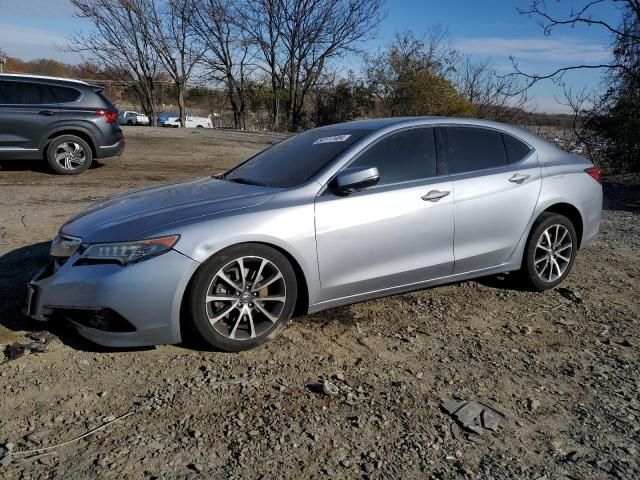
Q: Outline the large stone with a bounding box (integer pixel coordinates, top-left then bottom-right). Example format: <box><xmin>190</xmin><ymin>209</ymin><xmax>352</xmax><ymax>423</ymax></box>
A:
<box><xmin>441</xmin><ymin>400</ymin><xmax>506</xmax><ymax>434</ymax></box>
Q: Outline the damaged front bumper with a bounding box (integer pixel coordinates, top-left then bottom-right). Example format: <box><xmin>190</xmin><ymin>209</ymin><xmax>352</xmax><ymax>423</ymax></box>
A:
<box><xmin>26</xmin><ymin>250</ymin><xmax>199</xmax><ymax>347</ymax></box>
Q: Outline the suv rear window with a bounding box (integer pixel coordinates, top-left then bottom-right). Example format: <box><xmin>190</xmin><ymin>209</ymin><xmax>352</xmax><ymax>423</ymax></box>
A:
<box><xmin>94</xmin><ymin>89</ymin><xmax>117</xmax><ymax>109</ymax></box>
<box><xmin>0</xmin><ymin>80</ymin><xmax>57</xmax><ymax>104</ymax></box>
<box><xmin>51</xmin><ymin>86</ymin><xmax>81</xmax><ymax>103</ymax></box>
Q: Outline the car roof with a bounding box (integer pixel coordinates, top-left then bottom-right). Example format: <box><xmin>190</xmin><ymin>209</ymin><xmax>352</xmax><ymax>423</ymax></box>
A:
<box><xmin>321</xmin><ymin>116</ymin><xmax>550</xmax><ymax>150</ymax></box>
<box><xmin>325</xmin><ymin>116</ymin><xmax>519</xmax><ymax>131</ymax></box>
<box><xmin>0</xmin><ymin>73</ymin><xmax>90</xmax><ymax>86</ymax></box>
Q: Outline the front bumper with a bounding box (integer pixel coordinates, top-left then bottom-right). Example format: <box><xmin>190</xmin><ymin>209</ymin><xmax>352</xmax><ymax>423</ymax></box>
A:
<box><xmin>27</xmin><ymin>250</ymin><xmax>199</xmax><ymax>347</ymax></box>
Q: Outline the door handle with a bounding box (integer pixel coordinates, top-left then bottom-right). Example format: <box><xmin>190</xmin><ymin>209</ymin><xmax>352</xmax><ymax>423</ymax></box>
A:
<box><xmin>421</xmin><ymin>190</ymin><xmax>450</xmax><ymax>202</ymax></box>
<box><xmin>509</xmin><ymin>173</ymin><xmax>530</xmax><ymax>183</ymax></box>
<box><xmin>38</xmin><ymin>110</ymin><xmax>55</xmax><ymax>116</ymax></box>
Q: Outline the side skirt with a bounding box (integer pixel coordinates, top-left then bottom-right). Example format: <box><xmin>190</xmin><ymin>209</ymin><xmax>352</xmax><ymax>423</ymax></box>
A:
<box><xmin>307</xmin><ymin>261</ymin><xmax>521</xmax><ymax>314</ymax></box>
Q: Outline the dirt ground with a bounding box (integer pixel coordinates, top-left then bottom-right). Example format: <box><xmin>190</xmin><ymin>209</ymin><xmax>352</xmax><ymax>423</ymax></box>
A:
<box><xmin>0</xmin><ymin>127</ymin><xmax>638</xmax><ymax>479</ymax></box>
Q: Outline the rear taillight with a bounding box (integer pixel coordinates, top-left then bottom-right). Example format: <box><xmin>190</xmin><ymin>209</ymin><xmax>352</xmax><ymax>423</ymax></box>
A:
<box><xmin>584</xmin><ymin>166</ymin><xmax>601</xmax><ymax>183</ymax></box>
<box><xmin>96</xmin><ymin>110</ymin><xmax>118</xmax><ymax>124</ymax></box>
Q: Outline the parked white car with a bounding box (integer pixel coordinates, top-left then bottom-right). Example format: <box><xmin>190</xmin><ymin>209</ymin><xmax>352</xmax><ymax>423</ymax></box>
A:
<box><xmin>118</xmin><ymin>111</ymin><xmax>150</xmax><ymax>126</ymax></box>
<box><xmin>162</xmin><ymin>115</ymin><xmax>212</xmax><ymax>129</ymax></box>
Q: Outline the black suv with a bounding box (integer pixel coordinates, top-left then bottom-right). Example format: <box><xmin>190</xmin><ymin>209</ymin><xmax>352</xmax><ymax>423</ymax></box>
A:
<box><xmin>0</xmin><ymin>74</ymin><xmax>124</xmax><ymax>175</ymax></box>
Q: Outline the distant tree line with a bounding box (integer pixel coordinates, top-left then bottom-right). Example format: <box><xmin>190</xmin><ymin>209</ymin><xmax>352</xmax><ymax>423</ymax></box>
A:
<box><xmin>67</xmin><ymin>0</ymin><xmax>384</xmax><ymax>129</ymax></box>
<box><xmin>58</xmin><ymin>0</ymin><xmax>532</xmax><ymax>132</ymax></box>
<box><xmin>3</xmin><ymin>0</ymin><xmax>636</xmax><ymax>173</ymax></box>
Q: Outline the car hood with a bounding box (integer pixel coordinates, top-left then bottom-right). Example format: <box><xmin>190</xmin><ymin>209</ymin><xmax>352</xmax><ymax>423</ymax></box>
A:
<box><xmin>60</xmin><ymin>177</ymin><xmax>279</xmax><ymax>243</ymax></box>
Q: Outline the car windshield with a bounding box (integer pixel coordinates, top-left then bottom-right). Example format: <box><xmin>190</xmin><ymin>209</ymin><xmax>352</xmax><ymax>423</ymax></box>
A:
<box><xmin>224</xmin><ymin>128</ymin><xmax>366</xmax><ymax>188</ymax></box>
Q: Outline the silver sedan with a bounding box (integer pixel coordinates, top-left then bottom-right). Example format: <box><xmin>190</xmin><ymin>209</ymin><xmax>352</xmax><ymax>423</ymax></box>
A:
<box><xmin>27</xmin><ymin>117</ymin><xmax>602</xmax><ymax>351</ymax></box>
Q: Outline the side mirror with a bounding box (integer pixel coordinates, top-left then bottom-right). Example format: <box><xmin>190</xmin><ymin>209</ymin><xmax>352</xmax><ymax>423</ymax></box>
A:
<box><xmin>334</xmin><ymin>166</ymin><xmax>380</xmax><ymax>194</ymax></box>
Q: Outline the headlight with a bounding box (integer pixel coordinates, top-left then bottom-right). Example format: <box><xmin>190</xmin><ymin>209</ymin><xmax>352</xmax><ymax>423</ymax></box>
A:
<box><xmin>82</xmin><ymin>235</ymin><xmax>179</xmax><ymax>265</ymax></box>
<box><xmin>50</xmin><ymin>235</ymin><xmax>82</xmax><ymax>258</ymax></box>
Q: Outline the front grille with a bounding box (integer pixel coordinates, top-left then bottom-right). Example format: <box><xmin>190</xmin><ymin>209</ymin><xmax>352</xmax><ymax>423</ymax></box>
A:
<box><xmin>58</xmin><ymin>308</ymin><xmax>136</xmax><ymax>332</ymax></box>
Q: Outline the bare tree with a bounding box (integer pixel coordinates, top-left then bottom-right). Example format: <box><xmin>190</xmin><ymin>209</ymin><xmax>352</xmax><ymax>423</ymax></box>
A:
<box><xmin>239</xmin><ymin>0</ymin><xmax>286</xmax><ymax>130</ymax></box>
<box><xmin>554</xmin><ymin>84</ymin><xmax>600</xmax><ymax>159</ymax></box>
<box><xmin>512</xmin><ymin>0</ymin><xmax>640</xmax><ymax>173</ymax></box>
<box><xmin>241</xmin><ymin>0</ymin><xmax>383</xmax><ymax>131</ymax></box>
<box><xmin>146</xmin><ymin>0</ymin><xmax>207</xmax><ymax>127</ymax></box>
<box><xmin>193</xmin><ymin>0</ymin><xmax>253</xmax><ymax>129</ymax></box>
<box><xmin>455</xmin><ymin>56</ymin><xmax>529</xmax><ymax>122</ymax></box>
<box><xmin>283</xmin><ymin>0</ymin><xmax>384</xmax><ymax>130</ymax></box>
<box><xmin>509</xmin><ymin>0</ymin><xmax>640</xmax><ymax>93</ymax></box>
<box><xmin>69</xmin><ymin>0</ymin><xmax>161</xmax><ymax>125</ymax></box>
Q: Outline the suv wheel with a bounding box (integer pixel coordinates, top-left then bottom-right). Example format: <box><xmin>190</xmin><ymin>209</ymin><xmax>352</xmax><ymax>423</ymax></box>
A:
<box><xmin>46</xmin><ymin>135</ymin><xmax>93</xmax><ymax>175</ymax></box>
<box><xmin>188</xmin><ymin>244</ymin><xmax>297</xmax><ymax>351</ymax></box>
<box><xmin>520</xmin><ymin>212</ymin><xmax>578</xmax><ymax>291</ymax></box>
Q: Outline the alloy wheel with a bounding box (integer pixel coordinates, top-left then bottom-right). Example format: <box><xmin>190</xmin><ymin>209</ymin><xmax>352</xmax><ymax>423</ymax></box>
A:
<box><xmin>534</xmin><ymin>224</ymin><xmax>573</xmax><ymax>283</ymax></box>
<box><xmin>54</xmin><ymin>142</ymin><xmax>87</xmax><ymax>172</ymax></box>
<box><xmin>205</xmin><ymin>256</ymin><xmax>287</xmax><ymax>341</ymax></box>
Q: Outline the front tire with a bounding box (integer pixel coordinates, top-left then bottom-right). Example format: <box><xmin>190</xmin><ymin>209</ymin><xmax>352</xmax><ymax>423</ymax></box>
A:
<box><xmin>188</xmin><ymin>244</ymin><xmax>297</xmax><ymax>351</ymax></box>
<box><xmin>46</xmin><ymin>135</ymin><xmax>93</xmax><ymax>175</ymax></box>
<box><xmin>520</xmin><ymin>212</ymin><xmax>578</xmax><ymax>291</ymax></box>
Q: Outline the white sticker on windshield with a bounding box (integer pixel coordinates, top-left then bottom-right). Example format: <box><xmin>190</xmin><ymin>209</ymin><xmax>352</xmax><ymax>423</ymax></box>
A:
<box><xmin>312</xmin><ymin>134</ymin><xmax>351</xmax><ymax>145</ymax></box>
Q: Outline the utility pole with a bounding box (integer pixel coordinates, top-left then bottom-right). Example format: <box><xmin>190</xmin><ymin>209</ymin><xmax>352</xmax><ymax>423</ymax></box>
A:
<box><xmin>0</xmin><ymin>57</ymin><xmax>6</xmax><ymax>74</ymax></box>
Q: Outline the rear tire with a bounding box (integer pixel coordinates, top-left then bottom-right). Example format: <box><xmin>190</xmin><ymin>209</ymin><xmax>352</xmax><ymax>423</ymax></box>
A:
<box><xmin>46</xmin><ymin>135</ymin><xmax>93</xmax><ymax>175</ymax></box>
<box><xmin>520</xmin><ymin>212</ymin><xmax>578</xmax><ymax>291</ymax></box>
<box><xmin>188</xmin><ymin>244</ymin><xmax>297</xmax><ymax>352</ymax></box>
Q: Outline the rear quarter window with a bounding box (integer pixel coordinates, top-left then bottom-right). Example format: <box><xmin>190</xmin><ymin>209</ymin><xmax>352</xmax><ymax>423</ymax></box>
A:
<box><xmin>502</xmin><ymin>133</ymin><xmax>532</xmax><ymax>163</ymax></box>
<box><xmin>50</xmin><ymin>86</ymin><xmax>82</xmax><ymax>103</ymax></box>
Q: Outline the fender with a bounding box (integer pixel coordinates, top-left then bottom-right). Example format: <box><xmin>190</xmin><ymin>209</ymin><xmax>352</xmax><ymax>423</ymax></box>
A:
<box><xmin>503</xmin><ymin>187</ymin><xmax>591</xmax><ymax>270</ymax></box>
<box><xmin>179</xmin><ymin>232</ymin><xmax>319</xmax><ymax>306</ymax></box>
<box><xmin>39</xmin><ymin>122</ymin><xmax>100</xmax><ymax>153</ymax></box>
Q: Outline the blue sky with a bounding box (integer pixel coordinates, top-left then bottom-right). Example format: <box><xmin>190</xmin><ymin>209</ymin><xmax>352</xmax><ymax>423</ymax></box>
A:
<box><xmin>0</xmin><ymin>0</ymin><xmax>622</xmax><ymax>113</ymax></box>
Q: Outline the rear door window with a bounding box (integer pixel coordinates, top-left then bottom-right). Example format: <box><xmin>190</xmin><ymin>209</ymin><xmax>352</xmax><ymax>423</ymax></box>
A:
<box><xmin>0</xmin><ymin>80</ymin><xmax>57</xmax><ymax>105</ymax></box>
<box><xmin>348</xmin><ymin>128</ymin><xmax>438</xmax><ymax>186</ymax></box>
<box><xmin>439</xmin><ymin>126</ymin><xmax>508</xmax><ymax>174</ymax></box>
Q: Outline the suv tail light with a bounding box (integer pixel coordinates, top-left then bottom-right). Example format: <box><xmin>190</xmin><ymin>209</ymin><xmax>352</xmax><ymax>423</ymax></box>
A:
<box><xmin>584</xmin><ymin>166</ymin><xmax>601</xmax><ymax>184</ymax></box>
<box><xmin>96</xmin><ymin>110</ymin><xmax>118</xmax><ymax>124</ymax></box>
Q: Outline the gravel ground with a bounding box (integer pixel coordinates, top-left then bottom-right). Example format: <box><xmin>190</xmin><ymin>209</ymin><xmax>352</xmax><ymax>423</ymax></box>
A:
<box><xmin>0</xmin><ymin>127</ymin><xmax>638</xmax><ymax>479</ymax></box>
